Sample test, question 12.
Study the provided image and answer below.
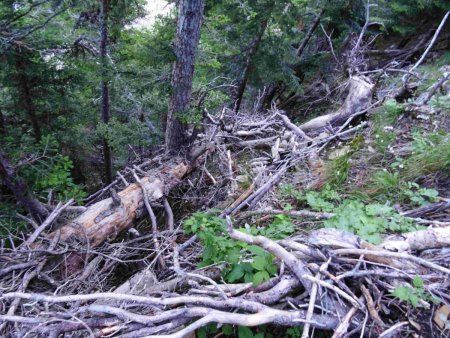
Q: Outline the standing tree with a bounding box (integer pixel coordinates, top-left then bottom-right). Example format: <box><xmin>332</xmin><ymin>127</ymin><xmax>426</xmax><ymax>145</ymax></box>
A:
<box><xmin>233</xmin><ymin>18</ymin><xmax>269</xmax><ymax>112</ymax></box>
<box><xmin>165</xmin><ymin>0</ymin><xmax>205</xmax><ymax>153</ymax></box>
<box><xmin>100</xmin><ymin>0</ymin><xmax>113</xmax><ymax>183</ymax></box>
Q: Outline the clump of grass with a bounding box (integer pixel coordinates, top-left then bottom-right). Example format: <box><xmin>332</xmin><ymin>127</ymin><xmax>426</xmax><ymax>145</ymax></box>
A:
<box><xmin>430</xmin><ymin>94</ymin><xmax>450</xmax><ymax>112</ymax></box>
<box><xmin>324</xmin><ymin>135</ymin><xmax>366</xmax><ymax>188</ymax></box>
<box><xmin>367</xmin><ymin>170</ymin><xmax>402</xmax><ymax>201</ymax></box>
<box><xmin>357</xmin><ymin>131</ymin><xmax>448</xmax><ymax>205</ymax></box>
<box><xmin>403</xmin><ymin>131</ymin><xmax>450</xmax><ymax>180</ymax></box>
<box><xmin>325</xmin><ymin>153</ymin><xmax>353</xmax><ymax>187</ymax></box>
<box><xmin>372</xmin><ymin>99</ymin><xmax>405</xmax><ymax>151</ymax></box>
<box><xmin>416</xmin><ymin>52</ymin><xmax>450</xmax><ymax>92</ymax></box>
<box><xmin>434</xmin><ymin>51</ymin><xmax>450</xmax><ymax>68</ymax></box>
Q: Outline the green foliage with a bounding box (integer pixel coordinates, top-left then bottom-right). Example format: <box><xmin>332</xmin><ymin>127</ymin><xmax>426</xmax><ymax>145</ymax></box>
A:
<box><xmin>403</xmin><ymin>131</ymin><xmax>450</xmax><ymax>180</ymax></box>
<box><xmin>96</xmin><ymin>117</ymin><xmax>158</xmax><ymax>163</ymax></box>
<box><xmin>183</xmin><ymin>211</ymin><xmax>294</xmax><ymax>285</ymax></box>
<box><xmin>198</xmin><ymin>324</ymin><xmax>274</xmax><ymax>338</ymax></box>
<box><xmin>279</xmin><ymin>183</ymin><xmax>303</xmax><ymax>201</ymax></box>
<box><xmin>197</xmin><ymin>323</ymin><xmax>220</xmax><ymax>338</ymax></box>
<box><xmin>323</xmin><ymin>200</ymin><xmax>419</xmax><ymax>244</ymax></box>
<box><xmin>391</xmin><ymin>276</ymin><xmax>437</xmax><ymax>307</ymax></box>
<box><xmin>372</xmin><ymin>100</ymin><xmax>405</xmax><ymax>151</ymax></box>
<box><xmin>364</xmin><ymin>168</ymin><xmax>441</xmax><ymax>207</ymax></box>
<box><xmin>430</xmin><ymin>94</ymin><xmax>450</xmax><ymax>111</ymax></box>
<box><xmin>363</xmin><ymin>130</ymin><xmax>447</xmax><ymax>205</ymax></box>
<box><xmin>259</xmin><ymin>214</ymin><xmax>296</xmax><ymax>239</ymax></box>
<box><xmin>366</xmin><ymin>170</ymin><xmax>402</xmax><ymax>202</ymax></box>
<box><xmin>285</xmin><ymin>327</ymin><xmax>303</xmax><ymax>338</ymax></box>
<box><xmin>280</xmin><ymin>184</ymin><xmax>340</xmax><ymax>212</ymax></box>
<box><xmin>326</xmin><ymin>153</ymin><xmax>353</xmax><ymax>187</ymax></box>
<box><xmin>280</xmin><ymin>183</ymin><xmax>420</xmax><ymax>244</ymax></box>
<box><xmin>238</xmin><ymin>326</ymin><xmax>264</xmax><ymax>338</ymax></box>
<box><xmin>381</xmin><ymin>99</ymin><xmax>406</xmax><ymax>122</ymax></box>
<box><xmin>374</xmin><ymin>0</ymin><xmax>450</xmax><ymax>35</ymax></box>
<box><xmin>0</xmin><ymin>201</ymin><xmax>28</xmax><ymax>236</ymax></box>
<box><xmin>12</xmin><ymin>135</ymin><xmax>87</xmax><ymax>202</ymax></box>
<box><xmin>404</xmin><ymin>182</ymin><xmax>439</xmax><ymax>207</ymax></box>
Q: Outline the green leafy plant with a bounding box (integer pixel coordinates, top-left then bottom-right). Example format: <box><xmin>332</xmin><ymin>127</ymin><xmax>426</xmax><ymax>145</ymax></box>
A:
<box><xmin>326</xmin><ymin>153</ymin><xmax>353</xmax><ymax>187</ymax></box>
<box><xmin>183</xmin><ymin>211</ymin><xmax>291</xmax><ymax>286</ymax></box>
<box><xmin>280</xmin><ymin>184</ymin><xmax>340</xmax><ymax>212</ymax></box>
<box><xmin>17</xmin><ymin>135</ymin><xmax>87</xmax><ymax>202</ymax></box>
<box><xmin>258</xmin><ymin>214</ymin><xmax>296</xmax><ymax>239</ymax></box>
<box><xmin>284</xmin><ymin>327</ymin><xmax>303</xmax><ymax>338</ymax></box>
<box><xmin>367</xmin><ymin>170</ymin><xmax>402</xmax><ymax>201</ymax></box>
<box><xmin>198</xmin><ymin>324</ymin><xmax>273</xmax><ymax>338</ymax></box>
<box><xmin>303</xmin><ymin>186</ymin><xmax>341</xmax><ymax>212</ymax></box>
<box><xmin>279</xmin><ymin>183</ymin><xmax>303</xmax><ymax>201</ymax></box>
<box><xmin>371</xmin><ymin>99</ymin><xmax>405</xmax><ymax>151</ymax></box>
<box><xmin>404</xmin><ymin>182</ymin><xmax>439</xmax><ymax>206</ymax></box>
<box><xmin>430</xmin><ymin>94</ymin><xmax>450</xmax><ymax>111</ymax></box>
<box><xmin>391</xmin><ymin>276</ymin><xmax>434</xmax><ymax>307</ymax></box>
<box><xmin>324</xmin><ymin>200</ymin><xmax>419</xmax><ymax>244</ymax></box>
<box><xmin>238</xmin><ymin>326</ymin><xmax>264</xmax><ymax>338</ymax></box>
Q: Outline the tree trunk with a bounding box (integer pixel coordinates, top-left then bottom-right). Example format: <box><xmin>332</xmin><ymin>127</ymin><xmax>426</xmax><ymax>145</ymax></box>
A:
<box><xmin>0</xmin><ymin>151</ymin><xmax>47</xmax><ymax>221</ymax></box>
<box><xmin>100</xmin><ymin>0</ymin><xmax>113</xmax><ymax>184</ymax></box>
<box><xmin>49</xmin><ymin>159</ymin><xmax>197</xmax><ymax>247</ymax></box>
<box><xmin>234</xmin><ymin>19</ymin><xmax>269</xmax><ymax>112</ymax></box>
<box><xmin>0</xmin><ymin>109</ymin><xmax>4</xmax><ymax>135</ymax></box>
<box><xmin>296</xmin><ymin>9</ymin><xmax>324</xmax><ymax>58</ymax></box>
<box><xmin>165</xmin><ymin>0</ymin><xmax>205</xmax><ymax>153</ymax></box>
<box><xmin>16</xmin><ymin>59</ymin><xmax>41</xmax><ymax>142</ymax></box>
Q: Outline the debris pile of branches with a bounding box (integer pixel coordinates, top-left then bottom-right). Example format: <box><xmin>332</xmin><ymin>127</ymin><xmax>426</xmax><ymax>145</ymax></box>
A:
<box><xmin>1</xmin><ymin>73</ymin><xmax>449</xmax><ymax>338</ymax></box>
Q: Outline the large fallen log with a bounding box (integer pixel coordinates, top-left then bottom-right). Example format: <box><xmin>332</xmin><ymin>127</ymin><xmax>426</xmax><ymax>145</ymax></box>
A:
<box><xmin>299</xmin><ymin>76</ymin><xmax>374</xmax><ymax>132</ymax></box>
<box><xmin>49</xmin><ymin>160</ymin><xmax>194</xmax><ymax>247</ymax></box>
<box><xmin>381</xmin><ymin>226</ymin><xmax>450</xmax><ymax>252</ymax></box>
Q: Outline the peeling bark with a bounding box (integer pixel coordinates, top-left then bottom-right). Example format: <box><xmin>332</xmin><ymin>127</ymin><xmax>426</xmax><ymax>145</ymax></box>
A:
<box><xmin>50</xmin><ymin>160</ymin><xmax>194</xmax><ymax>247</ymax></box>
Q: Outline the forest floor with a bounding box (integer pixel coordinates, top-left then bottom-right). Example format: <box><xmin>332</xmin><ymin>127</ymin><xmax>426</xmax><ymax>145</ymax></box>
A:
<box><xmin>1</xmin><ymin>53</ymin><xmax>449</xmax><ymax>337</ymax></box>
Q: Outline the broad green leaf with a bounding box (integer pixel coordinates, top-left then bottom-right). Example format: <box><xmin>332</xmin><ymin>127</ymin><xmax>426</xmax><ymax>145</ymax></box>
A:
<box><xmin>413</xmin><ymin>276</ymin><xmax>424</xmax><ymax>288</ymax></box>
<box><xmin>222</xmin><ymin>325</ymin><xmax>233</xmax><ymax>336</ymax></box>
<box><xmin>253</xmin><ymin>271</ymin><xmax>265</xmax><ymax>286</ymax></box>
<box><xmin>238</xmin><ymin>326</ymin><xmax>254</xmax><ymax>338</ymax></box>
<box><xmin>251</xmin><ymin>256</ymin><xmax>267</xmax><ymax>271</ymax></box>
<box><xmin>227</xmin><ymin>264</ymin><xmax>245</xmax><ymax>283</ymax></box>
<box><xmin>391</xmin><ymin>287</ymin><xmax>412</xmax><ymax>301</ymax></box>
<box><xmin>247</xmin><ymin>245</ymin><xmax>266</xmax><ymax>256</ymax></box>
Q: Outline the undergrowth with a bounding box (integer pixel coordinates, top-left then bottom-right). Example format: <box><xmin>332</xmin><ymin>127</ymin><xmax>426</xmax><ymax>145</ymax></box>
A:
<box><xmin>183</xmin><ymin>211</ymin><xmax>295</xmax><ymax>286</ymax></box>
<box><xmin>277</xmin><ymin>93</ymin><xmax>447</xmax><ymax>244</ymax></box>
<box><xmin>280</xmin><ymin>184</ymin><xmax>423</xmax><ymax>244</ymax></box>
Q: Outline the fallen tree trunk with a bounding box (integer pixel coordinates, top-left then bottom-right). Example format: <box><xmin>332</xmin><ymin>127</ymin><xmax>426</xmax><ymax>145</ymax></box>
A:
<box><xmin>309</xmin><ymin>228</ymin><xmax>450</xmax><ymax>273</ymax></box>
<box><xmin>381</xmin><ymin>226</ymin><xmax>450</xmax><ymax>252</ymax></box>
<box><xmin>299</xmin><ymin>76</ymin><xmax>374</xmax><ymax>132</ymax></box>
<box><xmin>49</xmin><ymin>160</ymin><xmax>194</xmax><ymax>247</ymax></box>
